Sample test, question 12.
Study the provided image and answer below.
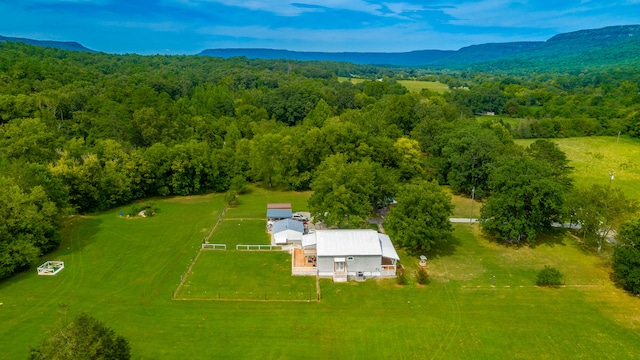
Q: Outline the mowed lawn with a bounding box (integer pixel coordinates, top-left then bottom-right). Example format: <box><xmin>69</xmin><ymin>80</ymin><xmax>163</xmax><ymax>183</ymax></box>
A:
<box><xmin>208</xmin><ymin>219</ymin><xmax>270</xmax><ymax>248</ymax></box>
<box><xmin>2</xmin><ymin>188</ymin><xmax>640</xmax><ymax>358</ymax></box>
<box><xmin>225</xmin><ymin>186</ymin><xmax>311</xmax><ymax>218</ymax></box>
<box><xmin>176</xmin><ymin>251</ymin><xmax>316</xmax><ymax>301</ymax></box>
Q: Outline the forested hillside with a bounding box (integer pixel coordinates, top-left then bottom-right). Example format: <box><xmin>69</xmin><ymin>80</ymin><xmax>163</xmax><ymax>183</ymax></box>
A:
<box><xmin>201</xmin><ymin>25</ymin><xmax>640</xmax><ymax>72</ymax></box>
<box><xmin>1</xmin><ymin>41</ymin><xmax>640</xmax><ymax>279</ymax></box>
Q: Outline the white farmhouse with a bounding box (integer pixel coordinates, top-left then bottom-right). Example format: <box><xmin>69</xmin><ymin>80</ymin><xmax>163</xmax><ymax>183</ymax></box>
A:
<box><xmin>293</xmin><ymin>229</ymin><xmax>399</xmax><ymax>282</ymax></box>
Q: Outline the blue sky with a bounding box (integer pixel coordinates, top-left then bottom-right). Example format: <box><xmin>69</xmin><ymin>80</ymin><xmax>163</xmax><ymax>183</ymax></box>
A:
<box><xmin>1</xmin><ymin>0</ymin><xmax>639</xmax><ymax>54</ymax></box>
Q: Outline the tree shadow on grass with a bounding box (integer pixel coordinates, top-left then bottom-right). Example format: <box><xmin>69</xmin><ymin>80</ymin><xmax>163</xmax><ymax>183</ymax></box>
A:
<box><xmin>403</xmin><ymin>235</ymin><xmax>462</xmax><ymax>260</ymax></box>
<box><xmin>57</xmin><ymin>216</ymin><xmax>103</xmax><ymax>256</ymax></box>
<box><xmin>480</xmin><ymin>227</ymin><xmax>568</xmax><ymax>250</ymax></box>
<box><xmin>529</xmin><ymin>228</ymin><xmax>568</xmax><ymax>249</ymax></box>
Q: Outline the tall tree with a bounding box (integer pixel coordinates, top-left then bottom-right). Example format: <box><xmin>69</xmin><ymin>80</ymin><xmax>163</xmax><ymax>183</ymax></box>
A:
<box><xmin>308</xmin><ymin>154</ymin><xmax>390</xmax><ymax>227</ymax></box>
<box><xmin>29</xmin><ymin>307</ymin><xmax>131</xmax><ymax>360</ymax></box>
<box><xmin>570</xmin><ymin>185</ymin><xmax>638</xmax><ymax>253</ymax></box>
<box><xmin>480</xmin><ymin>154</ymin><xmax>568</xmax><ymax>243</ymax></box>
<box><xmin>385</xmin><ymin>181</ymin><xmax>454</xmax><ymax>253</ymax></box>
<box><xmin>441</xmin><ymin>124</ymin><xmax>510</xmax><ymax>199</ymax></box>
<box><xmin>612</xmin><ymin>218</ymin><xmax>640</xmax><ymax>295</ymax></box>
<box><xmin>0</xmin><ymin>176</ymin><xmax>60</xmax><ymax>279</ymax></box>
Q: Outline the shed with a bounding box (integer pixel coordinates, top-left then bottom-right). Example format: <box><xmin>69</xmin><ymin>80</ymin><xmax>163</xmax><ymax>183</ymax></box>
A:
<box><xmin>267</xmin><ymin>203</ymin><xmax>292</xmax><ymax>210</ymax></box>
<box><xmin>267</xmin><ymin>208</ymin><xmax>293</xmax><ymax>220</ymax></box>
<box><xmin>272</xmin><ymin>219</ymin><xmax>305</xmax><ymax>245</ymax></box>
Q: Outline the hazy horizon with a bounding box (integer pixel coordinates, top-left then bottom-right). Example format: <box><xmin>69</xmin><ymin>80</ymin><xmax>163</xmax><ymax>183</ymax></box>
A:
<box><xmin>1</xmin><ymin>1</ymin><xmax>640</xmax><ymax>55</ymax></box>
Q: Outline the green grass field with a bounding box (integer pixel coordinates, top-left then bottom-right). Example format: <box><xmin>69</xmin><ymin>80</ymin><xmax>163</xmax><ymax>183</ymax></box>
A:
<box><xmin>516</xmin><ymin>136</ymin><xmax>640</xmax><ymax>200</ymax></box>
<box><xmin>176</xmin><ymin>251</ymin><xmax>316</xmax><ymax>301</ymax></box>
<box><xmin>397</xmin><ymin>80</ymin><xmax>449</xmax><ymax>93</ymax></box>
<box><xmin>225</xmin><ymin>186</ymin><xmax>311</xmax><ymax>218</ymax></box>
<box><xmin>337</xmin><ymin>77</ymin><xmax>449</xmax><ymax>93</ymax></box>
<box><xmin>208</xmin><ymin>219</ymin><xmax>270</xmax><ymax>248</ymax></box>
<box><xmin>443</xmin><ymin>186</ymin><xmax>482</xmax><ymax>218</ymax></box>
<box><xmin>2</xmin><ymin>186</ymin><xmax>640</xmax><ymax>359</ymax></box>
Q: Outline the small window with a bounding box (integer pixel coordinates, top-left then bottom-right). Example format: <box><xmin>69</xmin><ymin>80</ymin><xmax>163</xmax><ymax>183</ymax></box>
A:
<box><xmin>347</xmin><ymin>256</ymin><xmax>354</xmax><ymax>261</ymax></box>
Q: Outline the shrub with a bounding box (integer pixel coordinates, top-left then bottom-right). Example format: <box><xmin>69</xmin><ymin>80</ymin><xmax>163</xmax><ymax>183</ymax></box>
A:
<box><xmin>396</xmin><ymin>266</ymin><xmax>407</xmax><ymax>285</ymax></box>
<box><xmin>536</xmin><ymin>265</ymin><xmax>563</xmax><ymax>287</ymax></box>
<box><xmin>128</xmin><ymin>203</ymin><xmax>157</xmax><ymax>217</ymax></box>
<box><xmin>415</xmin><ymin>266</ymin><xmax>429</xmax><ymax>285</ymax></box>
<box><xmin>127</xmin><ymin>204</ymin><xmax>140</xmax><ymax>216</ymax></box>
<box><xmin>225</xmin><ymin>190</ymin><xmax>239</xmax><ymax>206</ymax></box>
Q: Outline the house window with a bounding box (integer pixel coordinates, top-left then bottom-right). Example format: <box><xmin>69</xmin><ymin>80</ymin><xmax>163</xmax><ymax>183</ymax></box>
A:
<box><xmin>347</xmin><ymin>256</ymin><xmax>354</xmax><ymax>261</ymax></box>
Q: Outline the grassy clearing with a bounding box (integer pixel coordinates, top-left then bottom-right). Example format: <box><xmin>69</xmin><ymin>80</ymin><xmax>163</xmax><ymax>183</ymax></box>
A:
<box><xmin>443</xmin><ymin>186</ymin><xmax>482</xmax><ymax>218</ymax></box>
<box><xmin>515</xmin><ymin>136</ymin><xmax>640</xmax><ymax>200</ymax></box>
<box><xmin>397</xmin><ymin>80</ymin><xmax>449</xmax><ymax>93</ymax></box>
<box><xmin>176</xmin><ymin>251</ymin><xmax>316</xmax><ymax>300</ymax></box>
<box><xmin>225</xmin><ymin>185</ymin><xmax>311</xmax><ymax>218</ymax></box>
<box><xmin>2</xmin><ymin>190</ymin><xmax>640</xmax><ymax>359</ymax></box>
<box><xmin>209</xmin><ymin>219</ymin><xmax>269</xmax><ymax>248</ymax></box>
<box><xmin>336</xmin><ymin>77</ymin><xmax>449</xmax><ymax>93</ymax></box>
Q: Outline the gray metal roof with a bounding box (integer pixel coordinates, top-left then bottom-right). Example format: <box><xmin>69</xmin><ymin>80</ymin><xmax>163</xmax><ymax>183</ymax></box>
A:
<box><xmin>266</xmin><ymin>209</ymin><xmax>292</xmax><ymax>219</ymax></box>
<box><xmin>272</xmin><ymin>218</ymin><xmax>304</xmax><ymax>234</ymax></box>
<box><xmin>378</xmin><ymin>233</ymin><xmax>400</xmax><ymax>260</ymax></box>
<box><xmin>315</xmin><ymin>230</ymin><xmax>383</xmax><ymax>257</ymax></box>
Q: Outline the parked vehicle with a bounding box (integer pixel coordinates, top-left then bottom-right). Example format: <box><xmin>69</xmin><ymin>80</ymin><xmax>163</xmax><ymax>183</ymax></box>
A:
<box><xmin>292</xmin><ymin>213</ymin><xmax>308</xmax><ymax>222</ymax></box>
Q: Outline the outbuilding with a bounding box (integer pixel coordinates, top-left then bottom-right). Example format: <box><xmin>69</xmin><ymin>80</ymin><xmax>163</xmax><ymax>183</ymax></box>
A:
<box><xmin>272</xmin><ymin>218</ymin><xmax>305</xmax><ymax>245</ymax></box>
<box><xmin>266</xmin><ymin>203</ymin><xmax>293</xmax><ymax>221</ymax></box>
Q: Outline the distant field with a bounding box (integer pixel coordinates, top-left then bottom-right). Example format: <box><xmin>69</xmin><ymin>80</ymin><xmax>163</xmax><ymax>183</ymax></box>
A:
<box><xmin>516</xmin><ymin>136</ymin><xmax>640</xmax><ymax>200</ymax></box>
<box><xmin>397</xmin><ymin>80</ymin><xmax>449</xmax><ymax>93</ymax></box>
<box><xmin>337</xmin><ymin>77</ymin><xmax>449</xmax><ymax>93</ymax></box>
<box><xmin>2</xmin><ymin>187</ymin><xmax>640</xmax><ymax>359</ymax></box>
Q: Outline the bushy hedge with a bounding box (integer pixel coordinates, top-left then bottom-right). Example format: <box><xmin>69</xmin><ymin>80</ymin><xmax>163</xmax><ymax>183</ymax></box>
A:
<box><xmin>536</xmin><ymin>266</ymin><xmax>564</xmax><ymax>287</ymax></box>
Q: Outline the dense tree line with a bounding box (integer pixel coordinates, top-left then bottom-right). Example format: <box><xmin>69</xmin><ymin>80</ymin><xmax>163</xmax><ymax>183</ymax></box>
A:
<box><xmin>1</xmin><ymin>42</ymin><xmax>639</xmax><ymax>279</ymax></box>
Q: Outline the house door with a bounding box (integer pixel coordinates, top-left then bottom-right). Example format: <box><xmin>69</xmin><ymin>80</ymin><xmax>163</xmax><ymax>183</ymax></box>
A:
<box><xmin>334</xmin><ymin>259</ymin><xmax>345</xmax><ymax>272</ymax></box>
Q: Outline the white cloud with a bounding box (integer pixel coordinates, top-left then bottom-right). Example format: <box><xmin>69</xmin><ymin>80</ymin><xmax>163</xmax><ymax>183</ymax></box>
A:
<box><xmin>382</xmin><ymin>2</ymin><xmax>428</xmax><ymax>15</ymax></box>
<box><xmin>100</xmin><ymin>20</ymin><xmax>189</xmax><ymax>32</ymax></box>
<box><xmin>185</xmin><ymin>0</ymin><xmax>384</xmax><ymax>16</ymax></box>
<box><xmin>196</xmin><ymin>22</ymin><xmax>525</xmax><ymax>51</ymax></box>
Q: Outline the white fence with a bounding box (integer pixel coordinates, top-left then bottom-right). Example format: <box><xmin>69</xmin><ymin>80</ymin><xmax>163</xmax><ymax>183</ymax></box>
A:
<box><xmin>292</xmin><ymin>267</ymin><xmax>318</xmax><ymax>276</ymax></box>
<box><xmin>381</xmin><ymin>265</ymin><xmax>397</xmax><ymax>276</ymax></box>
<box><xmin>236</xmin><ymin>244</ymin><xmax>283</xmax><ymax>251</ymax></box>
<box><xmin>202</xmin><ymin>243</ymin><xmax>226</xmax><ymax>250</ymax></box>
<box><xmin>37</xmin><ymin>261</ymin><xmax>65</xmax><ymax>275</ymax></box>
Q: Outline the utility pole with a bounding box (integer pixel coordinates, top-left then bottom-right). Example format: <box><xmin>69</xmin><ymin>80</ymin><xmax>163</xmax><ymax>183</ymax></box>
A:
<box><xmin>470</xmin><ymin>186</ymin><xmax>475</xmax><ymax>224</ymax></box>
<box><xmin>609</xmin><ymin>170</ymin><xmax>615</xmax><ymax>188</ymax></box>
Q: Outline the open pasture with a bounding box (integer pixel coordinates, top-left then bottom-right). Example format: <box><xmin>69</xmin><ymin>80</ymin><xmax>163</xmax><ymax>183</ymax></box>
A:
<box><xmin>516</xmin><ymin>136</ymin><xmax>640</xmax><ymax>200</ymax></box>
<box><xmin>1</xmin><ymin>188</ymin><xmax>640</xmax><ymax>359</ymax></box>
<box><xmin>337</xmin><ymin>77</ymin><xmax>449</xmax><ymax>93</ymax></box>
<box><xmin>397</xmin><ymin>80</ymin><xmax>450</xmax><ymax>93</ymax></box>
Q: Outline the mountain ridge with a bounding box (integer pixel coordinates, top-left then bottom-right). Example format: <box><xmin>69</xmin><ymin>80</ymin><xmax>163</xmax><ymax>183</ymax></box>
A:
<box><xmin>0</xmin><ymin>35</ymin><xmax>96</xmax><ymax>53</ymax></box>
<box><xmin>199</xmin><ymin>25</ymin><xmax>640</xmax><ymax>70</ymax></box>
<box><xmin>3</xmin><ymin>25</ymin><xmax>640</xmax><ymax>72</ymax></box>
